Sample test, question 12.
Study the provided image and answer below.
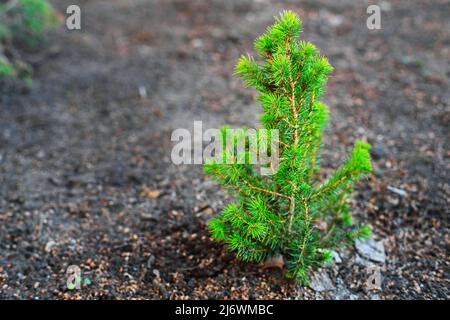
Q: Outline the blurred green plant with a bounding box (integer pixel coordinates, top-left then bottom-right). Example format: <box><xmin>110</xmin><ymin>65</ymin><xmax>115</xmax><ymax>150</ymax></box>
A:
<box><xmin>205</xmin><ymin>11</ymin><xmax>373</xmax><ymax>284</ymax></box>
<box><xmin>0</xmin><ymin>55</ymin><xmax>15</xmax><ymax>76</ymax></box>
<box><xmin>0</xmin><ymin>0</ymin><xmax>59</xmax><ymax>78</ymax></box>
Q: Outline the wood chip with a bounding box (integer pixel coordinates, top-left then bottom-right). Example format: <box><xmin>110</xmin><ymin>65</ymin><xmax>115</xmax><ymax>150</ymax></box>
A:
<box><xmin>140</xmin><ymin>186</ymin><xmax>161</xmax><ymax>199</ymax></box>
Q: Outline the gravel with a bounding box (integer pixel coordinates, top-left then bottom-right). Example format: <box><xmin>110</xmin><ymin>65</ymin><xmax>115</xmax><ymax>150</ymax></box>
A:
<box><xmin>0</xmin><ymin>0</ymin><xmax>448</xmax><ymax>300</ymax></box>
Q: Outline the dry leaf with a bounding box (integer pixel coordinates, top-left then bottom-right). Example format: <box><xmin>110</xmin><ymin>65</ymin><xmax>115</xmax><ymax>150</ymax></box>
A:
<box><xmin>140</xmin><ymin>186</ymin><xmax>161</xmax><ymax>199</ymax></box>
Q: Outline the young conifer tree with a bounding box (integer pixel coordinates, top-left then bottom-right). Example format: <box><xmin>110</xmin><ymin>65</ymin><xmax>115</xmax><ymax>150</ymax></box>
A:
<box><xmin>204</xmin><ymin>11</ymin><xmax>373</xmax><ymax>284</ymax></box>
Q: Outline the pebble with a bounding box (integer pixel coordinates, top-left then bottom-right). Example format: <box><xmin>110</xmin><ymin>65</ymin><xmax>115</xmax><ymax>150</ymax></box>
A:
<box><xmin>387</xmin><ymin>186</ymin><xmax>408</xmax><ymax>198</ymax></box>
<box><xmin>309</xmin><ymin>271</ymin><xmax>335</xmax><ymax>292</ymax></box>
<box><xmin>355</xmin><ymin>255</ymin><xmax>376</xmax><ymax>267</ymax></box>
<box><xmin>44</xmin><ymin>240</ymin><xmax>56</xmax><ymax>253</ymax></box>
<box><xmin>334</xmin><ymin>278</ymin><xmax>357</xmax><ymax>300</ymax></box>
<box><xmin>331</xmin><ymin>251</ymin><xmax>342</xmax><ymax>264</ymax></box>
<box><xmin>138</xmin><ymin>86</ymin><xmax>147</xmax><ymax>99</ymax></box>
<box><xmin>355</xmin><ymin>237</ymin><xmax>386</xmax><ymax>263</ymax></box>
<box><xmin>147</xmin><ymin>254</ymin><xmax>155</xmax><ymax>269</ymax></box>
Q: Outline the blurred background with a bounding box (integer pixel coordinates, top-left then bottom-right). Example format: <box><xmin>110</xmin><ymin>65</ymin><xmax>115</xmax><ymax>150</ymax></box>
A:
<box><xmin>0</xmin><ymin>0</ymin><xmax>448</xmax><ymax>299</ymax></box>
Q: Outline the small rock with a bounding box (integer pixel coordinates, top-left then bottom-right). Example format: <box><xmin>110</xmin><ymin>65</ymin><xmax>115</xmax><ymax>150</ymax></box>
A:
<box><xmin>159</xmin><ymin>283</ymin><xmax>169</xmax><ymax>298</ymax></box>
<box><xmin>44</xmin><ymin>240</ymin><xmax>56</xmax><ymax>253</ymax></box>
<box><xmin>138</xmin><ymin>85</ymin><xmax>147</xmax><ymax>99</ymax></box>
<box><xmin>147</xmin><ymin>254</ymin><xmax>155</xmax><ymax>269</ymax></box>
<box><xmin>309</xmin><ymin>271</ymin><xmax>335</xmax><ymax>292</ymax></box>
<box><xmin>263</xmin><ymin>254</ymin><xmax>284</xmax><ymax>269</ymax></box>
<box><xmin>387</xmin><ymin>186</ymin><xmax>408</xmax><ymax>198</ymax></box>
<box><xmin>140</xmin><ymin>212</ymin><xmax>156</xmax><ymax>220</ymax></box>
<box><xmin>331</xmin><ymin>251</ymin><xmax>342</xmax><ymax>264</ymax></box>
<box><xmin>187</xmin><ymin>278</ymin><xmax>196</xmax><ymax>289</ymax></box>
<box><xmin>333</xmin><ymin>278</ymin><xmax>354</xmax><ymax>300</ymax></box>
<box><xmin>355</xmin><ymin>237</ymin><xmax>386</xmax><ymax>263</ymax></box>
<box><xmin>48</xmin><ymin>177</ymin><xmax>61</xmax><ymax>186</ymax></box>
<box><xmin>355</xmin><ymin>255</ymin><xmax>375</xmax><ymax>267</ymax></box>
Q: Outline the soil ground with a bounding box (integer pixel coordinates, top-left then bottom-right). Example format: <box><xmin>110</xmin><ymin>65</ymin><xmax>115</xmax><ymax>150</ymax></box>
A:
<box><xmin>0</xmin><ymin>0</ymin><xmax>448</xmax><ymax>299</ymax></box>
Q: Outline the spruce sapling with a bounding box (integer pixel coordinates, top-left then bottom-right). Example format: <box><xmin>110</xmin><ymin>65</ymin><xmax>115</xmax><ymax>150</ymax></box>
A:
<box><xmin>204</xmin><ymin>11</ymin><xmax>373</xmax><ymax>284</ymax></box>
